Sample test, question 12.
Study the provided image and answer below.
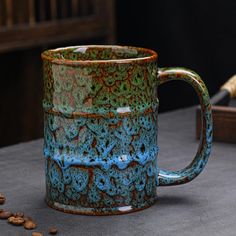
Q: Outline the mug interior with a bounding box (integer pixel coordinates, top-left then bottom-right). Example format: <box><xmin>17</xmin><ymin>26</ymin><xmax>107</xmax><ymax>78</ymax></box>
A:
<box><xmin>42</xmin><ymin>45</ymin><xmax>157</xmax><ymax>62</ymax></box>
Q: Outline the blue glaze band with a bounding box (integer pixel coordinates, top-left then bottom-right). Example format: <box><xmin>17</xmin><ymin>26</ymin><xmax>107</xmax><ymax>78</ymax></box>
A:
<box><xmin>44</xmin><ymin>110</ymin><xmax>160</xmax><ymax>213</ymax></box>
<box><xmin>44</xmin><ymin>111</ymin><xmax>159</xmax><ymax>171</ymax></box>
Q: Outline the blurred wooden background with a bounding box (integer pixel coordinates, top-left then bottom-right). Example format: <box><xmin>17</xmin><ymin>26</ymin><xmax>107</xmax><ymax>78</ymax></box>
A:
<box><xmin>0</xmin><ymin>0</ymin><xmax>116</xmax><ymax>147</ymax></box>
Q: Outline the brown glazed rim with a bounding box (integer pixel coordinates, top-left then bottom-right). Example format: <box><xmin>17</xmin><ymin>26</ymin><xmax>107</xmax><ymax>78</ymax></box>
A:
<box><xmin>41</xmin><ymin>45</ymin><xmax>158</xmax><ymax>66</ymax></box>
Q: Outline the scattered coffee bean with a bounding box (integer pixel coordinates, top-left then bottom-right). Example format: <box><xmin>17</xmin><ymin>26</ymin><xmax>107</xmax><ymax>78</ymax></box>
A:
<box><xmin>23</xmin><ymin>216</ymin><xmax>33</xmax><ymax>222</ymax></box>
<box><xmin>0</xmin><ymin>193</ymin><xmax>6</xmax><ymax>205</ymax></box>
<box><xmin>7</xmin><ymin>216</ymin><xmax>14</xmax><ymax>223</ymax></box>
<box><xmin>0</xmin><ymin>195</ymin><xmax>53</xmax><ymax>235</ymax></box>
<box><xmin>8</xmin><ymin>216</ymin><xmax>25</xmax><ymax>226</ymax></box>
<box><xmin>0</xmin><ymin>210</ymin><xmax>12</xmax><ymax>219</ymax></box>
<box><xmin>24</xmin><ymin>220</ymin><xmax>37</xmax><ymax>230</ymax></box>
<box><xmin>49</xmin><ymin>227</ymin><xmax>58</xmax><ymax>235</ymax></box>
<box><xmin>32</xmin><ymin>232</ymin><xmax>43</xmax><ymax>236</ymax></box>
<box><xmin>14</xmin><ymin>212</ymin><xmax>24</xmax><ymax>218</ymax></box>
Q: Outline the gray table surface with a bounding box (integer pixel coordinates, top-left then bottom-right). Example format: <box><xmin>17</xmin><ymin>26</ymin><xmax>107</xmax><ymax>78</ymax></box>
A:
<box><xmin>1</xmin><ymin>106</ymin><xmax>236</xmax><ymax>236</ymax></box>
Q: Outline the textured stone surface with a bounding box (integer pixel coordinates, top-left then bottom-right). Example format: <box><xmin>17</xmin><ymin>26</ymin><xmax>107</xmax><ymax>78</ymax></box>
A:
<box><xmin>0</xmin><ymin>106</ymin><xmax>236</xmax><ymax>235</ymax></box>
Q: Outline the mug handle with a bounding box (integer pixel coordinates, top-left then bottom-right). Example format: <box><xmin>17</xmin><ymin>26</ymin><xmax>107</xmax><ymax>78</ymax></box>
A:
<box><xmin>157</xmin><ymin>67</ymin><xmax>213</xmax><ymax>186</ymax></box>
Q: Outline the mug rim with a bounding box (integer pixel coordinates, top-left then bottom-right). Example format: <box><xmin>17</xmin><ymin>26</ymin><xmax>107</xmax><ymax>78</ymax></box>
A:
<box><xmin>41</xmin><ymin>45</ymin><xmax>158</xmax><ymax>65</ymax></box>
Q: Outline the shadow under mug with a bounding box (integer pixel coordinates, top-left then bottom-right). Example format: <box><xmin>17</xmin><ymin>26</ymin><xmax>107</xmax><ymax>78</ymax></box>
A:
<box><xmin>41</xmin><ymin>45</ymin><xmax>212</xmax><ymax>215</ymax></box>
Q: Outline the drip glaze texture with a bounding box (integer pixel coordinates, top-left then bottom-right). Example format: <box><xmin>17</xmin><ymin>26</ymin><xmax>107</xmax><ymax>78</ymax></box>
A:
<box><xmin>42</xmin><ymin>45</ymin><xmax>212</xmax><ymax>215</ymax></box>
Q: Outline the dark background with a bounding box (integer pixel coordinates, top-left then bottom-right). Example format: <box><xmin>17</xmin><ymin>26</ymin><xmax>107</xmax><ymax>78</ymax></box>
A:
<box><xmin>117</xmin><ymin>0</ymin><xmax>236</xmax><ymax>111</ymax></box>
<box><xmin>0</xmin><ymin>0</ymin><xmax>235</xmax><ymax>147</ymax></box>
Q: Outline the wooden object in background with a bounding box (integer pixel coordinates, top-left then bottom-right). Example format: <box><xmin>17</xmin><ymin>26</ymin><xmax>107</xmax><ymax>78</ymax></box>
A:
<box><xmin>0</xmin><ymin>0</ymin><xmax>116</xmax><ymax>53</ymax></box>
<box><xmin>196</xmin><ymin>75</ymin><xmax>236</xmax><ymax>143</ymax></box>
<box><xmin>0</xmin><ymin>0</ymin><xmax>116</xmax><ymax>147</ymax></box>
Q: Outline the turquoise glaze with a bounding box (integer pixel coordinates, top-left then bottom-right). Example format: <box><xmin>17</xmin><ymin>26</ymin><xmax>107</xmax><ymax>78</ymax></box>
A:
<box><xmin>42</xmin><ymin>46</ymin><xmax>212</xmax><ymax>215</ymax></box>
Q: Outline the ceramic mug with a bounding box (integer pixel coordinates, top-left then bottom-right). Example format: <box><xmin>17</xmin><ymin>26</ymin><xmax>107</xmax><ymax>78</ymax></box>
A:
<box><xmin>42</xmin><ymin>45</ymin><xmax>212</xmax><ymax>215</ymax></box>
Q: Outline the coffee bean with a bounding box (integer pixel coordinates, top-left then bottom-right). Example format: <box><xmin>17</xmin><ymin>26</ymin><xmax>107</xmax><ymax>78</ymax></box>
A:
<box><xmin>49</xmin><ymin>227</ymin><xmax>58</xmax><ymax>235</ymax></box>
<box><xmin>23</xmin><ymin>216</ymin><xmax>33</xmax><ymax>222</ymax></box>
<box><xmin>0</xmin><ymin>211</ymin><xmax>12</xmax><ymax>219</ymax></box>
<box><xmin>0</xmin><ymin>193</ymin><xmax>6</xmax><ymax>205</ymax></box>
<box><xmin>24</xmin><ymin>220</ymin><xmax>37</xmax><ymax>230</ymax></box>
<box><xmin>8</xmin><ymin>216</ymin><xmax>24</xmax><ymax>226</ymax></box>
<box><xmin>14</xmin><ymin>212</ymin><xmax>24</xmax><ymax>218</ymax></box>
<box><xmin>7</xmin><ymin>216</ymin><xmax>14</xmax><ymax>223</ymax></box>
<box><xmin>32</xmin><ymin>232</ymin><xmax>43</xmax><ymax>236</ymax></box>
<box><xmin>0</xmin><ymin>199</ymin><xmax>5</xmax><ymax>205</ymax></box>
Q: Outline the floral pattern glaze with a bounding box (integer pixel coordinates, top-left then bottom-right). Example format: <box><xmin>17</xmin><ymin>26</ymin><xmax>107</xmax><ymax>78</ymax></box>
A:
<box><xmin>42</xmin><ymin>45</ymin><xmax>212</xmax><ymax>215</ymax></box>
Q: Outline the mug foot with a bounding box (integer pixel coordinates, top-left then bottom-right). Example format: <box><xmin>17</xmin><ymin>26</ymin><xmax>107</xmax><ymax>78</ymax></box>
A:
<box><xmin>46</xmin><ymin>197</ymin><xmax>157</xmax><ymax>216</ymax></box>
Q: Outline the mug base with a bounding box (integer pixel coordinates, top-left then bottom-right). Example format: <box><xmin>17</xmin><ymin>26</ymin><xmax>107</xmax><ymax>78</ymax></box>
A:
<box><xmin>46</xmin><ymin>197</ymin><xmax>157</xmax><ymax>216</ymax></box>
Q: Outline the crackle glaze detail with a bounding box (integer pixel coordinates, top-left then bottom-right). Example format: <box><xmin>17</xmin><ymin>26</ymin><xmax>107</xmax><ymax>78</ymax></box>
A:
<box><xmin>44</xmin><ymin>112</ymin><xmax>159</xmax><ymax>214</ymax></box>
<box><xmin>44</xmin><ymin>112</ymin><xmax>159</xmax><ymax>170</ymax></box>
<box><xmin>45</xmin><ymin>159</ymin><xmax>158</xmax><ymax>214</ymax></box>
<box><xmin>42</xmin><ymin>46</ymin><xmax>212</xmax><ymax>215</ymax></box>
<box><xmin>42</xmin><ymin>46</ymin><xmax>160</xmax><ymax>214</ymax></box>
<box><xmin>42</xmin><ymin>46</ymin><xmax>158</xmax><ymax>117</ymax></box>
